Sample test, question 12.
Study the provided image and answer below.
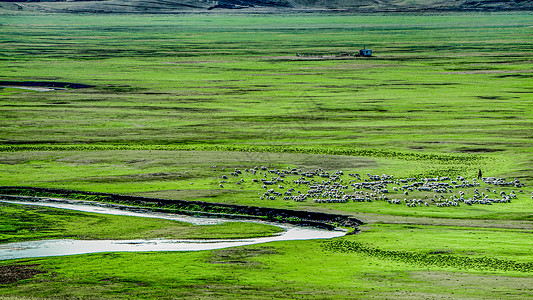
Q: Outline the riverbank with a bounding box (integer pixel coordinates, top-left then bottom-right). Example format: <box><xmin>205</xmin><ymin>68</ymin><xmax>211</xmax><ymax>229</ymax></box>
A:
<box><xmin>0</xmin><ymin>200</ymin><xmax>286</xmax><ymax>244</ymax></box>
<box><xmin>0</xmin><ymin>199</ymin><xmax>346</xmax><ymax>260</ymax></box>
<box><xmin>0</xmin><ymin>186</ymin><xmax>364</xmax><ymax>230</ymax></box>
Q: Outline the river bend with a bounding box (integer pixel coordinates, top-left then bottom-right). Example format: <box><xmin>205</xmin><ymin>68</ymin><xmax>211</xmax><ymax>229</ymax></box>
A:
<box><xmin>0</xmin><ymin>199</ymin><xmax>346</xmax><ymax>260</ymax></box>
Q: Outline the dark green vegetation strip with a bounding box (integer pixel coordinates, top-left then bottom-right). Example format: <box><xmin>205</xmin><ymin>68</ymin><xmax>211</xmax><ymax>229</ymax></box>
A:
<box><xmin>324</xmin><ymin>240</ymin><xmax>533</xmax><ymax>273</ymax></box>
<box><xmin>1</xmin><ymin>189</ymin><xmax>111</xmax><ymax>202</ymax></box>
<box><xmin>0</xmin><ymin>144</ymin><xmax>481</xmax><ymax>163</ymax></box>
<box><xmin>0</xmin><ymin>81</ymin><xmax>93</xmax><ymax>89</ymax></box>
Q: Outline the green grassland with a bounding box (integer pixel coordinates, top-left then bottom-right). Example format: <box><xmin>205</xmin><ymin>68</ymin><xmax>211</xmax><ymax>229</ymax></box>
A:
<box><xmin>0</xmin><ymin>150</ymin><xmax>530</xmax><ymax>221</ymax></box>
<box><xmin>0</xmin><ymin>14</ymin><xmax>531</xmax><ymax>153</ymax></box>
<box><xmin>0</xmin><ymin>12</ymin><xmax>532</xmax><ymax>299</ymax></box>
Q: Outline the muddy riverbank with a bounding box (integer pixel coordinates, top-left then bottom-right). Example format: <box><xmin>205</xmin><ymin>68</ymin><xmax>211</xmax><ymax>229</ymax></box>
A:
<box><xmin>0</xmin><ymin>186</ymin><xmax>364</xmax><ymax>230</ymax></box>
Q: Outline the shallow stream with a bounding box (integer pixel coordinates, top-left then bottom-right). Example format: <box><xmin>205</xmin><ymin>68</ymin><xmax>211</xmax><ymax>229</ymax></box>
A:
<box><xmin>0</xmin><ymin>199</ymin><xmax>346</xmax><ymax>260</ymax></box>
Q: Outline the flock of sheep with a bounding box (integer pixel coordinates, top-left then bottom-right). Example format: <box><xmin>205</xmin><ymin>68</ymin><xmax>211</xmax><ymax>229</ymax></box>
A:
<box><xmin>213</xmin><ymin>166</ymin><xmax>526</xmax><ymax>208</ymax></box>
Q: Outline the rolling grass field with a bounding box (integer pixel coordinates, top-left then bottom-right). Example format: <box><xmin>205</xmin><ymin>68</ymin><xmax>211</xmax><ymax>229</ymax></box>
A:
<box><xmin>0</xmin><ymin>12</ymin><xmax>532</xmax><ymax>299</ymax></box>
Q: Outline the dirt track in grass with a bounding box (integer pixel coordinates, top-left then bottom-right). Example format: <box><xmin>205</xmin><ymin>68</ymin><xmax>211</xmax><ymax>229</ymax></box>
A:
<box><xmin>0</xmin><ymin>264</ymin><xmax>45</xmax><ymax>284</ymax></box>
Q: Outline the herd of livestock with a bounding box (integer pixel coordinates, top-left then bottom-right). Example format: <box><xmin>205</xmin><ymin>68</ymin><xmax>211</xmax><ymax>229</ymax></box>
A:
<box><xmin>214</xmin><ymin>166</ymin><xmax>526</xmax><ymax>208</ymax></box>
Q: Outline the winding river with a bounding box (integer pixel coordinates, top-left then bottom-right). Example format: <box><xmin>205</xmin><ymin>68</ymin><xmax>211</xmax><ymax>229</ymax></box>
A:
<box><xmin>0</xmin><ymin>199</ymin><xmax>346</xmax><ymax>260</ymax></box>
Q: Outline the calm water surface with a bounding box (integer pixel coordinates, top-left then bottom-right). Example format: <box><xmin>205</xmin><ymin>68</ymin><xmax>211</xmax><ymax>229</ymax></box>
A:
<box><xmin>0</xmin><ymin>199</ymin><xmax>346</xmax><ymax>260</ymax></box>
